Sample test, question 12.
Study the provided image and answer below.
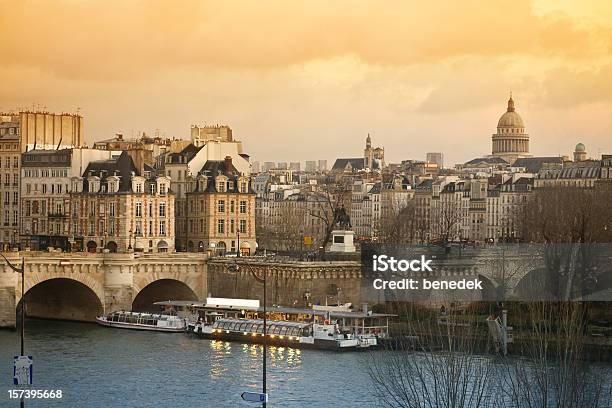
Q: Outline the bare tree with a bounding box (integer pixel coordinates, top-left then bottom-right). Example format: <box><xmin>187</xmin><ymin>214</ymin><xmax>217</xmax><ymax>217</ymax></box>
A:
<box><xmin>378</xmin><ymin>198</ymin><xmax>417</xmax><ymax>244</ymax></box>
<box><xmin>520</xmin><ymin>185</ymin><xmax>612</xmax><ymax>299</ymax></box>
<box><xmin>431</xmin><ymin>197</ymin><xmax>463</xmax><ymax>245</ymax></box>
<box><xmin>499</xmin><ymin>301</ymin><xmax>612</xmax><ymax>408</ymax></box>
<box><xmin>367</xmin><ymin>303</ymin><xmax>497</xmax><ymax>408</ymax></box>
<box><xmin>308</xmin><ymin>179</ymin><xmax>352</xmax><ymax>250</ymax></box>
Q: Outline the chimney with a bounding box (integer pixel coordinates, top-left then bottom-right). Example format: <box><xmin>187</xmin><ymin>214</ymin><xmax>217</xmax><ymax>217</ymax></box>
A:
<box><xmin>224</xmin><ymin>155</ymin><xmax>232</xmax><ymax>169</ymax></box>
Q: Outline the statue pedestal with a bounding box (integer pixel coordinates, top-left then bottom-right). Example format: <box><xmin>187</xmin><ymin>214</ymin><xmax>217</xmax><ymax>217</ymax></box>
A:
<box><xmin>329</xmin><ymin>230</ymin><xmax>356</xmax><ymax>253</ymax></box>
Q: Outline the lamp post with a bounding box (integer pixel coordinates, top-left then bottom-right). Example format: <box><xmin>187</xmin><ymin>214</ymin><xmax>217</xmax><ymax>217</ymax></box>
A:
<box><xmin>128</xmin><ymin>228</ymin><xmax>133</xmax><ymax>251</ymax></box>
<box><xmin>228</xmin><ymin>261</ymin><xmax>266</xmax><ymax>407</ymax></box>
<box><xmin>1</xmin><ymin>253</ymin><xmax>25</xmax><ymax>408</ymax></box>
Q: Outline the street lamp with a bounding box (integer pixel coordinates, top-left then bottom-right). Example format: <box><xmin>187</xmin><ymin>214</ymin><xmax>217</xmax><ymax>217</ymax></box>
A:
<box><xmin>128</xmin><ymin>228</ymin><xmax>133</xmax><ymax>250</ymax></box>
<box><xmin>228</xmin><ymin>261</ymin><xmax>267</xmax><ymax>407</ymax></box>
<box><xmin>0</xmin><ymin>253</ymin><xmax>25</xmax><ymax>408</ymax></box>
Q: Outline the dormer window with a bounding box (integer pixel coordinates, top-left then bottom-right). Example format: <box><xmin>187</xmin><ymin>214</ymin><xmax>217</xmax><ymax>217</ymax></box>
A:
<box><xmin>135</xmin><ymin>183</ymin><xmax>142</xmax><ymax>193</ymax></box>
<box><xmin>150</xmin><ymin>183</ymin><xmax>156</xmax><ymax>195</ymax></box>
<box><xmin>159</xmin><ymin>183</ymin><xmax>167</xmax><ymax>194</ymax></box>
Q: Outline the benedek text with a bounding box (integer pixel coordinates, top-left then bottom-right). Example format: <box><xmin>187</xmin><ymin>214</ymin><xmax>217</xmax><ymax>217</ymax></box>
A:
<box><xmin>373</xmin><ymin>278</ymin><xmax>483</xmax><ymax>290</ymax></box>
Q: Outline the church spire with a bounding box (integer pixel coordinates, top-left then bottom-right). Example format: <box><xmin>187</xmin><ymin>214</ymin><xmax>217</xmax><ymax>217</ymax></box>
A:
<box><xmin>366</xmin><ymin>133</ymin><xmax>371</xmax><ymax>148</ymax></box>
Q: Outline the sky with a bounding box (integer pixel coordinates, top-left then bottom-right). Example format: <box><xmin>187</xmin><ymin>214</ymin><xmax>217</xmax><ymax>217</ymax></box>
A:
<box><xmin>1</xmin><ymin>0</ymin><xmax>612</xmax><ymax>166</ymax></box>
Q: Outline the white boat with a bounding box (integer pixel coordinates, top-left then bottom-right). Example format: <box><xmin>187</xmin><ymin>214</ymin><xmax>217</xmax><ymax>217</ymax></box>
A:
<box><xmin>95</xmin><ymin>311</ymin><xmax>186</xmax><ymax>332</ymax></box>
<box><xmin>174</xmin><ymin>298</ymin><xmax>394</xmax><ymax>350</ymax></box>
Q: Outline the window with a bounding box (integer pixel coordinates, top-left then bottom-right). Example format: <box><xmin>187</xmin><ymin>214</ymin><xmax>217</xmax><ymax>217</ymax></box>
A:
<box><xmin>149</xmin><ymin>220</ymin><xmax>153</xmax><ymax>236</ymax></box>
<box><xmin>135</xmin><ymin>183</ymin><xmax>142</xmax><ymax>193</ymax></box>
<box><xmin>230</xmin><ymin>200</ymin><xmax>235</xmax><ymax>213</ymax></box>
<box><xmin>109</xmin><ymin>203</ymin><xmax>115</xmax><ymax>217</ymax></box>
<box><xmin>109</xmin><ymin>221</ymin><xmax>115</xmax><ymax>236</ymax></box>
<box><xmin>159</xmin><ymin>202</ymin><xmax>166</xmax><ymax>217</ymax></box>
<box><xmin>135</xmin><ymin>202</ymin><xmax>142</xmax><ymax>217</ymax></box>
<box><xmin>217</xmin><ymin>219</ymin><xmax>225</xmax><ymax>234</ymax></box>
<box><xmin>89</xmin><ymin>202</ymin><xmax>95</xmax><ymax>216</ymax></box>
<box><xmin>135</xmin><ymin>221</ymin><xmax>142</xmax><ymax>236</ymax></box>
<box><xmin>159</xmin><ymin>183</ymin><xmax>167</xmax><ymax>194</ymax></box>
<box><xmin>239</xmin><ymin>201</ymin><xmax>246</xmax><ymax>214</ymax></box>
<box><xmin>159</xmin><ymin>220</ymin><xmax>166</xmax><ymax>236</ymax></box>
<box><xmin>218</xmin><ymin>200</ymin><xmax>225</xmax><ymax>213</ymax></box>
<box><xmin>89</xmin><ymin>220</ymin><xmax>95</xmax><ymax>235</ymax></box>
<box><xmin>149</xmin><ymin>183</ymin><xmax>156</xmax><ymax>194</ymax></box>
<box><xmin>240</xmin><ymin>219</ymin><xmax>247</xmax><ymax>234</ymax></box>
<box><xmin>230</xmin><ymin>219</ymin><xmax>235</xmax><ymax>233</ymax></box>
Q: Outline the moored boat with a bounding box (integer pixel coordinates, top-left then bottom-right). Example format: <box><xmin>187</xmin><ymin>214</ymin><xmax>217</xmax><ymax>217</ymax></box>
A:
<box><xmin>96</xmin><ymin>311</ymin><xmax>187</xmax><ymax>332</ymax></box>
<box><xmin>175</xmin><ymin>298</ymin><xmax>394</xmax><ymax>350</ymax></box>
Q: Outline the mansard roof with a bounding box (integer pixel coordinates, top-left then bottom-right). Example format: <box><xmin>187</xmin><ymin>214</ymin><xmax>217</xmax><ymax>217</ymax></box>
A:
<box><xmin>512</xmin><ymin>157</ymin><xmax>563</xmax><ymax>173</ymax></box>
<box><xmin>82</xmin><ymin>151</ymin><xmax>139</xmax><ymax>192</ymax></box>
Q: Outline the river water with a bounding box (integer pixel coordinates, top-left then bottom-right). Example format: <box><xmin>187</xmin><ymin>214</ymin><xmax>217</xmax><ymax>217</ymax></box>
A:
<box><xmin>0</xmin><ymin>319</ymin><xmax>375</xmax><ymax>407</ymax></box>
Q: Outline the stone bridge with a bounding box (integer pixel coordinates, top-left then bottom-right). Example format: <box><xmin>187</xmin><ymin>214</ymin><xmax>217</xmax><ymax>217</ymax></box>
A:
<box><xmin>2</xmin><ymin>245</ymin><xmax>610</xmax><ymax>328</ymax></box>
<box><xmin>0</xmin><ymin>251</ymin><xmax>208</xmax><ymax>328</ymax></box>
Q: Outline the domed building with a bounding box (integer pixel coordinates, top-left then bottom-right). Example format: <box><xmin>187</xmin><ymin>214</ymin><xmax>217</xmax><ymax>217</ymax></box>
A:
<box><xmin>573</xmin><ymin>143</ymin><xmax>587</xmax><ymax>162</ymax></box>
<box><xmin>490</xmin><ymin>95</ymin><xmax>531</xmax><ymax>164</ymax></box>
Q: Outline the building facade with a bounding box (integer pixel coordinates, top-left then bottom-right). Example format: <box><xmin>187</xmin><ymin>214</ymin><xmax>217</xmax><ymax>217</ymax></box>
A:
<box><xmin>20</xmin><ymin>149</ymin><xmax>73</xmax><ymax>251</ymax></box>
<box><xmin>185</xmin><ymin>156</ymin><xmax>256</xmax><ymax>255</ymax></box>
<box><xmin>0</xmin><ymin>118</ymin><xmax>19</xmax><ymax>248</ymax></box>
<box><xmin>70</xmin><ymin>151</ymin><xmax>174</xmax><ymax>253</ymax></box>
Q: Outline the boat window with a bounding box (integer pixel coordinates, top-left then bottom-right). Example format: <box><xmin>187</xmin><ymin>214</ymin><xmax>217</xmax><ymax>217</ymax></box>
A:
<box><xmin>238</xmin><ymin>323</ymin><xmax>247</xmax><ymax>331</ymax></box>
<box><xmin>256</xmin><ymin>324</ymin><xmax>264</xmax><ymax>333</ymax></box>
<box><xmin>272</xmin><ymin>325</ymin><xmax>282</xmax><ymax>335</ymax></box>
<box><xmin>279</xmin><ymin>326</ymin><xmax>288</xmax><ymax>335</ymax></box>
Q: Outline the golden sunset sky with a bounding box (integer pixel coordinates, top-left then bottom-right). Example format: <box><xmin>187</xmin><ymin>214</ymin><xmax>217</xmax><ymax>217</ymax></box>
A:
<box><xmin>2</xmin><ymin>0</ymin><xmax>612</xmax><ymax>165</ymax></box>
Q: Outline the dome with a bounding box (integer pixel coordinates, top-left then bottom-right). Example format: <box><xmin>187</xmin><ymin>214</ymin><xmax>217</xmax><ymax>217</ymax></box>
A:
<box><xmin>497</xmin><ymin>96</ymin><xmax>524</xmax><ymax>128</ymax></box>
<box><xmin>575</xmin><ymin>143</ymin><xmax>585</xmax><ymax>152</ymax></box>
<box><xmin>498</xmin><ymin>111</ymin><xmax>524</xmax><ymax>128</ymax></box>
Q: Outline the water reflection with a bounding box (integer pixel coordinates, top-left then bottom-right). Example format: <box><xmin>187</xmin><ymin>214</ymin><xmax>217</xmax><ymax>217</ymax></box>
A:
<box><xmin>0</xmin><ymin>319</ymin><xmax>374</xmax><ymax>407</ymax></box>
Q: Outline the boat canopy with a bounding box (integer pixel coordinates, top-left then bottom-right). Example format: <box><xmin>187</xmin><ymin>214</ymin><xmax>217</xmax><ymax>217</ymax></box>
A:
<box><xmin>212</xmin><ymin>318</ymin><xmax>309</xmax><ymax>337</ymax></box>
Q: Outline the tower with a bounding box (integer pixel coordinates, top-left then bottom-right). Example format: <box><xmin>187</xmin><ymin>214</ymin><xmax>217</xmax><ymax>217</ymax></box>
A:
<box><xmin>364</xmin><ymin>133</ymin><xmax>373</xmax><ymax>169</ymax></box>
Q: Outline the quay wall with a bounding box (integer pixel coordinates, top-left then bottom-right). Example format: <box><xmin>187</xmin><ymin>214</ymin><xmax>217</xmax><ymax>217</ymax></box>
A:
<box><xmin>207</xmin><ymin>259</ymin><xmax>363</xmax><ymax>307</ymax></box>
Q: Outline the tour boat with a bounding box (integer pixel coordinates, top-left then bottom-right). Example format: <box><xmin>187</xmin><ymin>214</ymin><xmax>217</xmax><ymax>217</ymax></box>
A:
<box><xmin>163</xmin><ymin>298</ymin><xmax>394</xmax><ymax>350</ymax></box>
<box><xmin>95</xmin><ymin>311</ymin><xmax>187</xmax><ymax>332</ymax></box>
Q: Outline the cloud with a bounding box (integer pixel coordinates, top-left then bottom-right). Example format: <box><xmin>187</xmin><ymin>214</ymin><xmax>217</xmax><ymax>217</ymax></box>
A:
<box><xmin>542</xmin><ymin>64</ymin><xmax>612</xmax><ymax>107</ymax></box>
<box><xmin>1</xmin><ymin>0</ymin><xmax>610</xmax><ymax>81</ymax></box>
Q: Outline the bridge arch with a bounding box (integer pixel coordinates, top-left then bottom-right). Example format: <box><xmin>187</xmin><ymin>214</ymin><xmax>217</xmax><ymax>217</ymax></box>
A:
<box><xmin>514</xmin><ymin>268</ymin><xmax>553</xmax><ymax>300</ymax></box>
<box><xmin>132</xmin><ymin>279</ymin><xmax>199</xmax><ymax>312</ymax></box>
<box><xmin>20</xmin><ymin>278</ymin><xmax>104</xmax><ymax>322</ymax></box>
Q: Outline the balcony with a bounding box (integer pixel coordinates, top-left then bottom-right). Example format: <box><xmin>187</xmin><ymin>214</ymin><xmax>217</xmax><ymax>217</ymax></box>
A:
<box><xmin>48</xmin><ymin>212</ymin><xmax>68</xmax><ymax>218</ymax></box>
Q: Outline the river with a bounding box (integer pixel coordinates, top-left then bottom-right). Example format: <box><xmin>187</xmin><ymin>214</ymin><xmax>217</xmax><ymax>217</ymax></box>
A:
<box><xmin>0</xmin><ymin>319</ymin><xmax>375</xmax><ymax>407</ymax></box>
